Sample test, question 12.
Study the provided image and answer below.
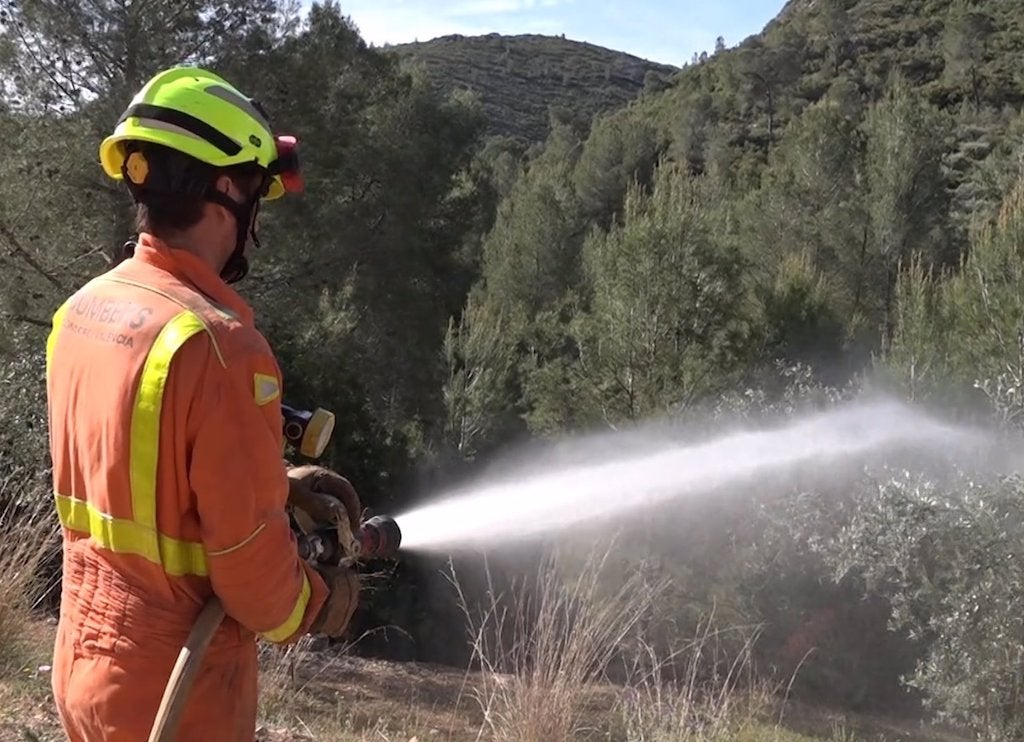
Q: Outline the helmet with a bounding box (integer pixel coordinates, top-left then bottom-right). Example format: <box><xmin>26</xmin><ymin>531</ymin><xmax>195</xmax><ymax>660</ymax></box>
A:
<box><xmin>99</xmin><ymin>66</ymin><xmax>302</xmax><ymax>200</ymax></box>
<box><xmin>102</xmin><ymin>66</ymin><xmax>303</xmax><ymax>283</ymax></box>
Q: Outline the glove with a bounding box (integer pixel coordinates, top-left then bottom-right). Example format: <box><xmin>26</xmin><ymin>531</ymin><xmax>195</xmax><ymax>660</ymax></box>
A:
<box><xmin>310</xmin><ymin>564</ymin><xmax>359</xmax><ymax>637</ymax></box>
<box><xmin>286</xmin><ymin>464</ymin><xmax>362</xmax><ymax>534</ymax></box>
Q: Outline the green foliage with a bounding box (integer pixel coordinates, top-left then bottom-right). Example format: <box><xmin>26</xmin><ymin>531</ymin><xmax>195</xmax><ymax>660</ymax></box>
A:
<box><xmin>824</xmin><ymin>469</ymin><xmax>1024</xmax><ymax>740</ymax></box>
<box><xmin>0</xmin><ymin>0</ymin><xmax>284</xmax><ymax>112</ymax></box>
<box><xmin>760</xmin><ymin>255</ymin><xmax>847</xmax><ymax>380</ymax></box>
<box><xmin>863</xmin><ymin>75</ymin><xmax>955</xmax><ymax>278</ymax></box>
<box><xmin>941</xmin><ymin>0</ymin><xmax>993</xmax><ymax>112</ymax></box>
<box><xmin>477</xmin><ymin>122</ymin><xmax>584</xmax><ymax>321</ymax></box>
<box><xmin>739</xmin><ymin>98</ymin><xmax>867</xmax><ymax>317</ymax></box>
<box><xmin>441</xmin><ymin>290</ymin><xmax>522</xmax><ymax>460</ymax></box>
<box><xmin>573</xmin><ymin>109</ymin><xmax>661</xmax><ymax>225</ymax></box>
<box><xmin>547</xmin><ymin>164</ymin><xmax>755</xmax><ymax>428</ymax></box>
<box><xmin>885</xmin><ymin>179</ymin><xmax>1024</xmax><ymax>418</ymax></box>
<box><xmin>0</xmin><ymin>335</ymin><xmax>49</xmax><ymax>489</ymax></box>
<box><xmin>229</xmin><ymin>2</ymin><xmax>489</xmax><ymax>448</ymax></box>
<box><xmin>812</xmin><ymin>175</ymin><xmax>1024</xmax><ymax>737</ymax></box>
<box><xmin>692</xmin><ymin>368</ymin><xmax>922</xmax><ymax>711</ymax></box>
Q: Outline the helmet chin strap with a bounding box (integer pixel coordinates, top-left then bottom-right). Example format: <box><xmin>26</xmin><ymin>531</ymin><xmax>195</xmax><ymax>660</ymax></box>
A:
<box><xmin>119</xmin><ymin>150</ymin><xmax>267</xmax><ymax>285</ymax></box>
<box><xmin>204</xmin><ymin>188</ymin><xmax>262</xmax><ymax>285</ymax></box>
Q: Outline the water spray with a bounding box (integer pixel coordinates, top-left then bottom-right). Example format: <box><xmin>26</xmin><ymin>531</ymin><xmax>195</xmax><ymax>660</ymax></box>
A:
<box><xmin>149</xmin><ymin>394</ymin><xmax>1006</xmax><ymax>741</ymax></box>
<box><xmin>394</xmin><ymin>398</ymin><xmax>997</xmax><ymax>554</ymax></box>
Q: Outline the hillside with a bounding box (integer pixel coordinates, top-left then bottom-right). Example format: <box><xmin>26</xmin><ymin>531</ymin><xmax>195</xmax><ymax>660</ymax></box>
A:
<box><xmin>386</xmin><ymin>33</ymin><xmax>678</xmax><ymax>142</ymax></box>
<box><xmin>642</xmin><ymin>0</ymin><xmax>1024</xmax><ymax>170</ymax></box>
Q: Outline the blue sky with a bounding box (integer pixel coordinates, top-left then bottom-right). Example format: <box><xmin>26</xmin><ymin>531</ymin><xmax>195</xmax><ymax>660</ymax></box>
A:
<box><xmin>317</xmin><ymin>1</ymin><xmax>787</xmax><ymax>68</ymax></box>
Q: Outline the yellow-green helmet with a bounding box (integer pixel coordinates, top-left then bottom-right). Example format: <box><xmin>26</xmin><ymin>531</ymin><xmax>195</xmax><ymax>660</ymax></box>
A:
<box><xmin>99</xmin><ymin>66</ymin><xmax>302</xmax><ymax>201</ymax></box>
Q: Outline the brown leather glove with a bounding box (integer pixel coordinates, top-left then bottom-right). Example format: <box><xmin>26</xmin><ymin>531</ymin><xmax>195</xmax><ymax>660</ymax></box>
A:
<box><xmin>286</xmin><ymin>464</ymin><xmax>362</xmax><ymax>534</ymax></box>
<box><xmin>310</xmin><ymin>565</ymin><xmax>359</xmax><ymax>637</ymax></box>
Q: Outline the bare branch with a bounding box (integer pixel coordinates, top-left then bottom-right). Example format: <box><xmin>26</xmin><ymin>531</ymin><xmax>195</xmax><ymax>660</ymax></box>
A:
<box><xmin>0</xmin><ymin>221</ymin><xmax>66</xmax><ymax>291</ymax></box>
<box><xmin>8</xmin><ymin>7</ymin><xmax>81</xmax><ymax>106</ymax></box>
<box><xmin>2</xmin><ymin>311</ymin><xmax>51</xmax><ymax>328</ymax></box>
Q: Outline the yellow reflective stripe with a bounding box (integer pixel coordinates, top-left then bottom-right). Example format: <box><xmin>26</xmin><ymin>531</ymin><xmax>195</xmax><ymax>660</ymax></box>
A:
<box><xmin>46</xmin><ymin>300</ymin><xmax>71</xmax><ymax>379</ymax></box>
<box><xmin>261</xmin><ymin>572</ymin><xmax>311</xmax><ymax>643</ymax></box>
<box><xmin>130</xmin><ymin>311</ymin><xmax>206</xmax><ymax>538</ymax></box>
<box><xmin>55</xmin><ymin>494</ymin><xmax>208</xmax><ymax>577</ymax></box>
<box><xmin>51</xmin><ymin>305</ymin><xmax>215</xmax><ymax>579</ymax></box>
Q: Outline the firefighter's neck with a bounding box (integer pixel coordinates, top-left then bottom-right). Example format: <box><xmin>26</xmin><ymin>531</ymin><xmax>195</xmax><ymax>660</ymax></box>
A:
<box><xmin>159</xmin><ymin>208</ymin><xmax>239</xmax><ymax>278</ymax></box>
<box><xmin>159</xmin><ymin>176</ymin><xmax>249</xmax><ymax>277</ymax></box>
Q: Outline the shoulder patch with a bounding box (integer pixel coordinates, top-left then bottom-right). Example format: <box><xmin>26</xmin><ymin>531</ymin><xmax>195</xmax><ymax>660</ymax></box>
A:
<box><xmin>210</xmin><ymin>303</ymin><xmax>238</xmax><ymax>322</ymax></box>
<box><xmin>254</xmin><ymin>373</ymin><xmax>280</xmax><ymax>406</ymax></box>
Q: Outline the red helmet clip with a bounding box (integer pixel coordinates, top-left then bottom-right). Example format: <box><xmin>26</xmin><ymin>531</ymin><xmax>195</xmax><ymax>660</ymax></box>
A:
<box><xmin>272</xmin><ymin>135</ymin><xmax>303</xmax><ymax>194</ymax></box>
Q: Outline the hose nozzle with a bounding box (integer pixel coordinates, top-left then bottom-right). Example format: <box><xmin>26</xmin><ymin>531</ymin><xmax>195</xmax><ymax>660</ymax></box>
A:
<box><xmin>297</xmin><ymin>515</ymin><xmax>402</xmax><ymax>565</ymax></box>
<box><xmin>357</xmin><ymin>515</ymin><xmax>402</xmax><ymax>559</ymax></box>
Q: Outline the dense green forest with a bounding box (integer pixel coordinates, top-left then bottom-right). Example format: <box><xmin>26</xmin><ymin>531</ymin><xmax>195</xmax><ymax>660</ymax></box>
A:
<box><xmin>4</xmin><ymin>0</ymin><xmax>1024</xmax><ymax>737</ymax></box>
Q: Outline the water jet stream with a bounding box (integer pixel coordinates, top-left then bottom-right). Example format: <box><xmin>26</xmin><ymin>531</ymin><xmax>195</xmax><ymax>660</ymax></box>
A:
<box><xmin>396</xmin><ymin>398</ymin><xmax>996</xmax><ymax>553</ymax></box>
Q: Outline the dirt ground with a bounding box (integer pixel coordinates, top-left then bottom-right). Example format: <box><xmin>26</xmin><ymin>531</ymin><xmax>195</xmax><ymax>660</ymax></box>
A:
<box><xmin>0</xmin><ymin>620</ymin><xmax>972</xmax><ymax>742</ymax></box>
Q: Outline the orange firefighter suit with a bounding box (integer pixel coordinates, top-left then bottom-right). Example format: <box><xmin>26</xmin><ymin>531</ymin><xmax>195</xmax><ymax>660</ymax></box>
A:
<box><xmin>45</xmin><ymin>232</ymin><xmax>329</xmax><ymax>741</ymax></box>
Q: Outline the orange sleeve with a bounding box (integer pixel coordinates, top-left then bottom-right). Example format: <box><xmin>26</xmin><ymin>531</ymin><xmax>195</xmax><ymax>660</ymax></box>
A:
<box><xmin>187</xmin><ymin>339</ymin><xmax>328</xmax><ymax>644</ymax></box>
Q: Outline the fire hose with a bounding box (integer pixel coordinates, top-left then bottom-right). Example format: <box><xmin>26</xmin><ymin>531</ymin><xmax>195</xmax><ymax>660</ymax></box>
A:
<box><xmin>147</xmin><ymin>405</ymin><xmax>401</xmax><ymax>742</ymax></box>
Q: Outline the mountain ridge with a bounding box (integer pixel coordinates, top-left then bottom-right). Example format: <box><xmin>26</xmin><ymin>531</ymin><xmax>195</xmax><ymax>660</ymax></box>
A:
<box><xmin>386</xmin><ymin>32</ymin><xmax>679</xmax><ymax>142</ymax></box>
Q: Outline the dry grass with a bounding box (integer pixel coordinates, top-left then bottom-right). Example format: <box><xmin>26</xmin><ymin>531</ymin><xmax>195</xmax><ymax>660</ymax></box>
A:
<box><xmin>0</xmin><ymin>486</ymin><xmax>967</xmax><ymax>742</ymax></box>
<box><xmin>0</xmin><ymin>470</ymin><xmax>59</xmax><ymax>677</ymax></box>
<box><xmin>609</xmin><ymin>615</ymin><xmax>776</xmax><ymax>742</ymax></box>
<box><xmin>255</xmin><ymin>632</ymin><xmax>486</xmax><ymax>741</ymax></box>
<box><xmin>0</xmin><ymin>469</ymin><xmax>62</xmax><ymax>742</ymax></box>
<box><xmin>443</xmin><ymin>546</ymin><xmax>830</xmax><ymax>742</ymax></box>
<box><xmin>449</xmin><ymin>547</ymin><xmax>663</xmax><ymax>742</ymax></box>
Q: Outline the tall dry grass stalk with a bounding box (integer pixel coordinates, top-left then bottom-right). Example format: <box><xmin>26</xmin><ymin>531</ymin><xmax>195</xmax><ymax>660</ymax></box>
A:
<box><xmin>257</xmin><ymin>634</ymin><xmax>322</xmax><ymax>722</ymax></box>
<box><xmin>256</xmin><ymin>615</ymin><xmax>404</xmax><ymax>730</ymax></box>
<box><xmin>0</xmin><ymin>469</ymin><xmax>59</xmax><ymax>673</ymax></box>
<box><xmin>449</xmin><ymin>548</ymin><xmax>807</xmax><ymax>742</ymax></box>
<box><xmin>612</xmin><ymin>611</ymin><xmax>774</xmax><ymax>741</ymax></box>
<box><xmin>450</xmin><ymin>546</ymin><xmax>667</xmax><ymax>742</ymax></box>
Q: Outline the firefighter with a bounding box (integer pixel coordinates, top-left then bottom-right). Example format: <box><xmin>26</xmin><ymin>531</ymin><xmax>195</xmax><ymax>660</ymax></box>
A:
<box><xmin>45</xmin><ymin>66</ymin><xmax>359</xmax><ymax>740</ymax></box>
